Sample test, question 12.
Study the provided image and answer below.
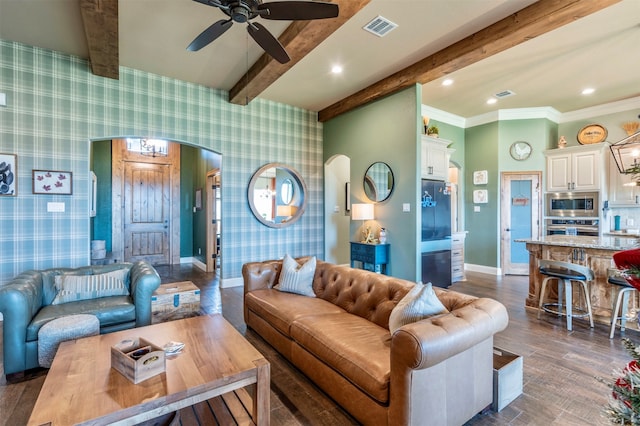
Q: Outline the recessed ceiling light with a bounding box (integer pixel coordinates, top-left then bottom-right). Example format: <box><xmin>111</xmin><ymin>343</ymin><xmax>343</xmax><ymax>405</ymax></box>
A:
<box><xmin>331</xmin><ymin>65</ymin><xmax>343</xmax><ymax>74</ymax></box>
<box><xmin>582</xmin><ymin>87</ymin><xmax>595</xmax><ymax>95</ymax></box>
<box><xmin>442</xmin><ymin>79</ymin><xmax>453</xmax><ymax>86</ymax></box>
<box><xmin>487</xmin><ymin>98</ymin><xmax>497</xmax><ymax>105</ymax></box>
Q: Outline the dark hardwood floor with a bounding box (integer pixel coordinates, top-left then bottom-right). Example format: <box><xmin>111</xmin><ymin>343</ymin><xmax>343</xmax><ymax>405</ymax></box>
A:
<box><xmin>0</xmin><ymin>265</ymin><xmax>634</xmax><ymax>425</ymax></box>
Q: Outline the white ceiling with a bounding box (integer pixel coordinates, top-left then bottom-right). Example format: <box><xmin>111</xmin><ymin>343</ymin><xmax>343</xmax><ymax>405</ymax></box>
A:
<box><xmin>0</xmin><ymin>0</ymin><xmax>638</xmax><ymax>119</ymax></box>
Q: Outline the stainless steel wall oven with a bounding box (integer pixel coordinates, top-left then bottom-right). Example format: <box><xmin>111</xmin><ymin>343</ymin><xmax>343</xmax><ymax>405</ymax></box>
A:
<box><xmin>545</xmin><ymin>192</ymin><xmax>599</xmax><ymax>217</ymax></box>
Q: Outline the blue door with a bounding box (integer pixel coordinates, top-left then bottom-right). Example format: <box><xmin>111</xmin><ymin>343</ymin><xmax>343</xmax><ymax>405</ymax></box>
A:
<box><xmin>502</xmin><ymin>173</ymin><xmax>541</xmax><ymax>275</ymax></box>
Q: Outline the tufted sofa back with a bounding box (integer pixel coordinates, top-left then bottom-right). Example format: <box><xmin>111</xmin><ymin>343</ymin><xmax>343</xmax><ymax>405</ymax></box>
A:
<box><xmin>242</xmin><ymin>257</ymin><xmax>480</xmax><ymax>331</ymax></box>
<box><xmin>311</xmin><ymin>261</ymin><xmax>412</xmax><ymax>329</ymax></box>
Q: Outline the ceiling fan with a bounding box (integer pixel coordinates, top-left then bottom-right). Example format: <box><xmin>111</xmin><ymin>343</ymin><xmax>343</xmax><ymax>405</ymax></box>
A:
<box><xmin>187</xmin><ymin>0</ymin><xmax>340</xmax><ymax>64</ymax></box>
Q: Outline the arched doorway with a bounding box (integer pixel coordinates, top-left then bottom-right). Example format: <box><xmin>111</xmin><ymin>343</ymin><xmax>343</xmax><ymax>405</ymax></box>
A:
<box><xmin>324</xmin><ymin>154</ymin><xmax>351</xmax><ymax>264</ymax></box>
<box><xmin>90</xmin><ymin>138</ymin><xmax>221</xmax><ymax>269</ymax></box>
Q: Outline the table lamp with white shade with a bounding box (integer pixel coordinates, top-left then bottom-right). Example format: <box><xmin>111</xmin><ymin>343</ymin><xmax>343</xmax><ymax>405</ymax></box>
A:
<box><xmin>351</xmin><ymin>203</ymin><xmax>375</xmax><ymax>243</ymax></box>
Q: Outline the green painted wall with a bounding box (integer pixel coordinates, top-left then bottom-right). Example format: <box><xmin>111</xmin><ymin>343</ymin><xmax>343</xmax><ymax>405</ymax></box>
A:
<box><xmin>499</xmin><ymin>119</ymin><xmax>555</xmax><ymax>170</ymax></box>
<box><xmin>464</xmin><ymin>122</ymin><xmax>499</xmax><ymax>267</ymax></box>
<box><xmin>180</xmin><ymin>146</ymin><xmax>196</xmax><ymax>258</ymax></box>
<box><xmin>464</xmin><ymin>118</ymin><xmax>557</xmax><ymax>269</ymax></box>
<box><xmin>91</xmin><ymin>140</ymin><xmax>112</xmax><ymax>251</ymax></box>
<box><xmin>324</xmin><ymin>86</ymin><xmax>421</xmax><ymax>281</ymax></box>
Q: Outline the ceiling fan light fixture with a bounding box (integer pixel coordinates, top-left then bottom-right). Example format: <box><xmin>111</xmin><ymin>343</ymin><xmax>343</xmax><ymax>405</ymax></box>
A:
<box><xmin>189</xmin><ymin>0</ymin><xmax>340</xmax><ymax>64</ymax></box>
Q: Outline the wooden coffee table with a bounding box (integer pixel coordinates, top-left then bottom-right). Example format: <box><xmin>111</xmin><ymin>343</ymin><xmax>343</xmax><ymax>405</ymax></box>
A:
<box><xmin>28</xmin><ymin>314</ymin><xmax>270</xmax><ymax>426</ymax></box>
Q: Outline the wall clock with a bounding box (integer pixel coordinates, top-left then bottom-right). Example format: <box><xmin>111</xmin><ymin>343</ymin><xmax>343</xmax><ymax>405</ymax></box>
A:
<box><xmin>509</xmin><ymin>141</ymin><xmax>532</xmax><ymax>161</ymax></box>
<box><xmin>577</xmin><ymin>124</ymin><xmax>607</xmax><ymax>144</ymax></box>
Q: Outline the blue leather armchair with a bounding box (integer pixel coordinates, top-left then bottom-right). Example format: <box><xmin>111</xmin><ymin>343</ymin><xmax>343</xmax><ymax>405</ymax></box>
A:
<box><xmin>0</xmin><ymin>261</ymin><xmax>160</xmax><ymax>377</ymax></box>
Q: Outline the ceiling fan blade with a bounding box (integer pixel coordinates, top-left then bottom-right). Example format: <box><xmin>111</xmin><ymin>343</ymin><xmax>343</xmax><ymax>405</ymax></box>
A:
<box><xmin>192</xmin><ymin>0</ymin><xmax>231</xmax><ymax>12</ymax></box>
<box><xmin>247</xmin><ymin>22</ymin><xmax>290</xmax><ymax>64</ymax></box>
<box><xmin>257</xmin><ymin>1</ymin><xmax>339</xmax><ymax>20</ymax></box>
<box><xmin>187</xmin><ymin>19</ymin><xmax>233</xmax><ymax>51</ymax></box>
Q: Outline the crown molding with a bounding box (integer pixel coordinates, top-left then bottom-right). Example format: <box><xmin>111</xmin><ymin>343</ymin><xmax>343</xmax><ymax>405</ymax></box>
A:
<box><xmin>558</xmin><ymin>96</ymin><xmax>640</xmax><ymax>123</ymax></box>
<box><xmin>421</xmin><ymin>105</ymin><xmax>466</xmax><ymax>128</ymax></box>
<box><xmin>423</xmin><ymin>96</ymin><xmax>640</xmax><ymax>129</ymax></box>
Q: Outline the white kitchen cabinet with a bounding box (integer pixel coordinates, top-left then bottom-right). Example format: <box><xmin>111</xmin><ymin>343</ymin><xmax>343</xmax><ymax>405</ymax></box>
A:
<box><xmin>451</xmin><ymin>232</ymin><xmax>466</xmax><ymax>282</ymax></box>
<box><xmin>545</xmin><ymin>145</ymin><xmax>604</xmax><ymax>192</ymax></box>
<box><xmin>608</xmin><ymin>152</ymin><xmax>640</xmax><ymax>206</ymax></box>
<box><xmin>422</xmin><ymin>136</ymin><xmax>453</xmax><ymax>181</ymax></box>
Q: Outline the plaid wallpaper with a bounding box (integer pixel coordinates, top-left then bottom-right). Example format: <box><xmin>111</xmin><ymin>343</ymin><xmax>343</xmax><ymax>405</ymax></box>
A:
<box><xmin>0</xmin><ymin>40</ymin><xmax>323</xmax><ymax>285</ymax></box>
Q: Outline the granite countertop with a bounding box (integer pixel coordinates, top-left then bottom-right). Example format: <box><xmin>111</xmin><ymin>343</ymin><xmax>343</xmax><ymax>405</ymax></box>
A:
<box><xmin>515</xmin><ymin>235</ymin><xmax>640</xmax><ymax>250</ymax></box>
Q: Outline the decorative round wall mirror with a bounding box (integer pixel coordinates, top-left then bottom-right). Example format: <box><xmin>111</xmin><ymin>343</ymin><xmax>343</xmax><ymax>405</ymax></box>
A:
<box><xmin>248</xmin><ymin>163</ymin><xmax>307</xmax><ymax>228</ymax></box>
<box><xmin>364</xmin><ymin>162</ymin><xmax>394</xmax><ymax>202</ymax></box>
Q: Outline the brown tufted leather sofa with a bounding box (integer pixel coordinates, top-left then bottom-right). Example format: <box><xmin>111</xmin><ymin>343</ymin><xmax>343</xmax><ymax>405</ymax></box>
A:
<box><xmin>242</xmin><ymin>258</ymin><xmax>509</xmax><ymax>426</ymax></box>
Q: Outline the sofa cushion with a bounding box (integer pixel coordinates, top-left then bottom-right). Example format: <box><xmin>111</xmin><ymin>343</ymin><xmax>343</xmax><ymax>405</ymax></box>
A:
<box><xmin>388</xmin><ymin>282</ymin><xmax>449</xmax><ymax>333</ymax></box>
<box><xmin>245</xmin><ymin>289</ymin><xmax>344</xmax><ymax>336</ymax></box>
<box><xmin>291</xmin><ymin>312</ymin><xmax>391</xmax><ymax>404</ymax></box>
<box><xmin>275</xmin><ymin>255</ymin><xmax>316</xmax><ymax>297</ymax></box>
<box><xmin>52</xmin><ymin>269</ymin><xmax>130</xmax><ymax>305</ymax></box>
<box><xmin>27</xmin><ymin>296</ymin><xmax>135</xmax><ymax>341</ymax></box>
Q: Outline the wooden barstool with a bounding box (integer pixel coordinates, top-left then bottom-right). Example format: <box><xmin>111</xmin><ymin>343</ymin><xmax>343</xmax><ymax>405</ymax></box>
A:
<box><xmin>537</xmin><ymin>259</ymin><xmax>594</xmax><ymax>331</ymax></box>
<box><xmin>608</xmin><ymin>275</ymin><xmax>639</xmax><ymax>339</ymax></box>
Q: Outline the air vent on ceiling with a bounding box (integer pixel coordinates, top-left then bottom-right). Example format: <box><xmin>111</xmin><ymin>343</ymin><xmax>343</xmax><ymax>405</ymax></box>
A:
<box><xmin>363</xmin><ymin>16</ymin><xmax>398</xmax><ymax>37</ymax></box>
<box><xmin>495</xmin><ymin>90</ymin><xmax>516</xmax><ymax>98</ymax></box>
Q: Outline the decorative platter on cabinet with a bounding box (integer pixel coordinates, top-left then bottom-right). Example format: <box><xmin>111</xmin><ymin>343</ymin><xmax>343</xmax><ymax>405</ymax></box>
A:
<box><xmin>577</xmin><ymin>124</ymin><xmax>607</xmax><ymax>145</ymax></box>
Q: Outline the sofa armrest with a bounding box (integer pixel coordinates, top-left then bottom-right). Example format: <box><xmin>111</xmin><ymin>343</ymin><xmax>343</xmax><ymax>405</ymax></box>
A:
<box><xmin>129</xmin><ymin>261</ymin><xmax>161</xmax><ymax>327</ymax></box>
<box><xmin>391</xmin><ymin>297</ymin><xmax>508</xmax><ymax>369</ymax></box>
<box><xmin>0</xmin><ymin>271</ymin><xmax>44</xmax><ymax>375</ymax></box>
<box><xmin>242</xmin><ymin>261</ymin><xmax>281</xmax><ymax>293</ymax></box>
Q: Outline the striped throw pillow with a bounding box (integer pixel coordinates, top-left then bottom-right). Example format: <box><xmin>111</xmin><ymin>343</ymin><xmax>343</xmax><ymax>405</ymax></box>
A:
<box><xmin>276</xmin><ymin>255</ymin><xmax>316</xmax><ymax>297</ymax></box>
<box><xmin>388</xmin><ymin>282</ymin><xmax>448</xmax><ymax>333</ymax></box>
<box><xmin>52</xmin><ymin>269</ymin><xmax>130</xmax><ymax>305</ymax></box>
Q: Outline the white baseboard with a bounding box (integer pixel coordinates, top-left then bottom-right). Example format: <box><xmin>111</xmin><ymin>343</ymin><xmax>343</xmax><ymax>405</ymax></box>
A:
<box><xmin>465</xmin><ymin>263</ymin><xmax>502</xmax><ymax>276</ymax></box>
<box><xmin>180</xmin><ymin>257</ymin><xmax>206</xmax><ymax>271</ymax></box>
<box><xmin>221</xmin><ymin>277</ymin><xmax>243</xmax><ymax>288</ymax></box>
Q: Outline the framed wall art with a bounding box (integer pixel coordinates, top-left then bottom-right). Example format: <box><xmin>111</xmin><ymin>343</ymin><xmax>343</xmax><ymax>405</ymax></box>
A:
<box><xmin>32</xmin><ymin>170</ymin><xmax>73</xmax><ymax>195</ymax></box>
<box><xmin>0</xmin><ymin>153</ymin><xmax>17</xmax><ymax>196</ymax></box>
<box><xmin>473</xmin><ymin>170</ymin><xmax>488</xmax><ymax>185</ymax></box>
<box><xmin>473</xmin><ymin>189</ymin><xmax>488</xmax><ymax>204</ymax></box>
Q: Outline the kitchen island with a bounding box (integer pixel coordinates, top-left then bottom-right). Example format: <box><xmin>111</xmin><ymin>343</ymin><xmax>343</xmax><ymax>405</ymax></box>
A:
<box><xmin>517</xmin><ymin>235</ymin><xmax>640</xmax><ymax>328</ymax></box>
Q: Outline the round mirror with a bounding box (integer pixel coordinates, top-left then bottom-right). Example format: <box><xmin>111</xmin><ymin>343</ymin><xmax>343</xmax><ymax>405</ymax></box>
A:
<box><xmin>364</xmin><ymin>162</ymin><xmax>394</xmax><ymax>202</ymax></box>
<box><xmin>248</xmin><ymin>163</ymin><xmax>307</xmax><ymax>228</ymax></box>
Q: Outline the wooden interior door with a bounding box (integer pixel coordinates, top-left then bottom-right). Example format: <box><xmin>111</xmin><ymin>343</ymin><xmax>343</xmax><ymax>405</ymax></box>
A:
<box><xmin>501</xmin><ymin>172</ymin><xmax>541</xmax><ymax>275</ymax></box>
<box><xmin>112</xmin><ymin>139</ymin><xmax>180</xmax><ymax>266</ymax></box>
<box><xmin>124</xmin><ymin>162</ymin><xmax>170</xmax><ymax>264</ymax></box>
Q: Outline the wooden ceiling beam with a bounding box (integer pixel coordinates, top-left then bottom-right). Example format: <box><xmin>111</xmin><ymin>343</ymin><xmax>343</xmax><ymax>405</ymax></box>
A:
<box><xmin>229</xmin><ymin>0</ymin><xmax>370</xmax><ymax>106</ymax></box>
<box><xmin>318</xmin><ymin>0</ymin><xmax>621</xmax><ymax>122</ymax></box>
<box><xmin>79</xmin><ymin>0</ymin><xmax>119</xmax><ymax>80</ymax></box>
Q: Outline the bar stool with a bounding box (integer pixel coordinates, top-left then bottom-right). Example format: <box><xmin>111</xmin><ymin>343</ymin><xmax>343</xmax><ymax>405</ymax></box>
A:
<box><xmin>608</xmin><ymin>275</ymin><xmax>639</xmax><ymax>339</ymax></box>
<box><xmin>537</xmin><ymin>260</ymin><xmax>594</xmax><ymax>331</ymax></box>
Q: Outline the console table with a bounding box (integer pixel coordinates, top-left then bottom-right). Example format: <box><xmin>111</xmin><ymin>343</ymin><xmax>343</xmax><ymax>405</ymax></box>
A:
<box><xmin>351</xmin><ymin>242</ymin><xmax>389</xmax><ymax>275</ymax></box>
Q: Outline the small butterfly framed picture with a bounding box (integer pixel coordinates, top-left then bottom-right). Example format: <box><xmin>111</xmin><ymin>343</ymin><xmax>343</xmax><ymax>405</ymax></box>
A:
<box><xmin>33</xmin><ymin>170</ymin><xmax>73</xmax><ymax>195</ymax></box>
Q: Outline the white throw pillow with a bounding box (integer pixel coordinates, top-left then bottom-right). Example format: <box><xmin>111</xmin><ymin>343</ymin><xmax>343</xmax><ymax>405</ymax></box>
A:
<box><xmin>276</xmin><ymin>255</ymin><xmax>316</xmax><ymax>297</ymax></box>
<box><xmin>388</xmin><ymin>282</ymin><xmax>448</xmax><ymax>333</ymax></box>
<box><xmin>52</xmin><ymin>269</ymin><xmax>130</xmax><ymax>305</ymax></box>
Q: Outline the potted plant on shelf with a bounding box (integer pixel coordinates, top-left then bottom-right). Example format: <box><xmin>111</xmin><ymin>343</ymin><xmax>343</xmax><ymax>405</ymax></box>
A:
<box><xmin>427</xmin><ymin>125</ymin><xmax>439</xmax><ymax>138</ymax></box>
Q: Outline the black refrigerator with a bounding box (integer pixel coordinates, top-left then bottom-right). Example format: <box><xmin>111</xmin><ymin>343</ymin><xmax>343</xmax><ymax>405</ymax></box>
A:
<box><xmin>421</xmin><ymin>179</ymin><xmax>452</xmax><ymax>288</ymax></box>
